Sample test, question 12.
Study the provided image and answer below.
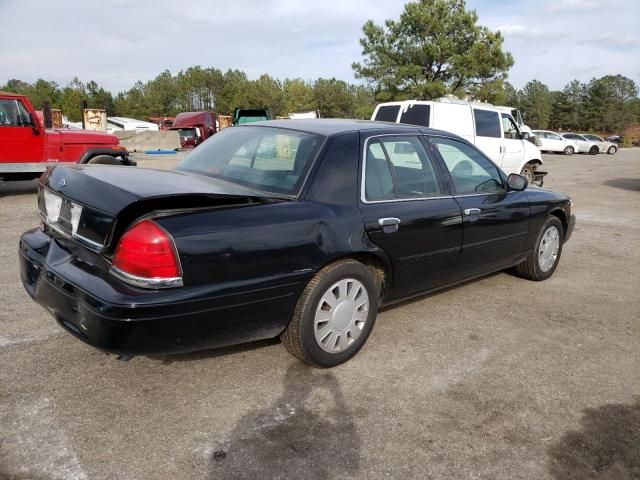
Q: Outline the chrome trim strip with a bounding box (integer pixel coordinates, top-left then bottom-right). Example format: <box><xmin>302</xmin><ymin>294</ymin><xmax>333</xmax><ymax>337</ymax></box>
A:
<box><xmin>110</xmin><ymin>266</ymin><xmax>184</xmax><ymax>289</ymax></box>
<box><xmin>360</xmin><ymin>133</ymin><xmax>454</xmax><ymax>205</ymax></box>
<box><xmin>72</xmin><ymin>233</ymin><xmax>103</xmax><ymax>252</ymax></box>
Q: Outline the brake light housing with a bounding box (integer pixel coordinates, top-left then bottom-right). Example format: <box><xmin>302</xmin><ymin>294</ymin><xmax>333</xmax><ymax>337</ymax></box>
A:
<box><xmin>110</xmin><ymin>219</ymin><xmax>183</xmax><ymax>288</ymax></box>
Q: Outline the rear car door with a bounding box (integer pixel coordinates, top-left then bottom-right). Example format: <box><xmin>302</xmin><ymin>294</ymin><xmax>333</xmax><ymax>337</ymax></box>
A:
<box><xmin>0</xmin><ymin>98</ymin><xmax>44</xmax><ymax>163</ymax></box>
<box><xmin>429</xmin><ymin>135</ymin><xmax>530</xmax><ymax>278</ymax></box>
<box><xmin>358</xmin><ymin>134</ymin><xmax>463</xmax><ymax>297</ymax></box>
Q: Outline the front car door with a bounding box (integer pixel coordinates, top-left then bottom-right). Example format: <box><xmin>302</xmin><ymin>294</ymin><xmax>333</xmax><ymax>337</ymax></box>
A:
<box><xmin>500</xmin><ymin>114</ymin><xmax>525</xmax><ymax>167</ymax></box>
<box><xmin>358</xmin><ymin>133</ymin><xmax>463</xmax><ymax>298</ymax></box>
<box><xmin>547</xmin><ymin>132</ymin><xmax>565</xmax><ymax>152</ymax></box>
<box><xmin>428</xmin><ymin>135</ymin><xmax>530</xmax><ymax>278</ymax></box>
<box><xmin>0</xmin><ymin>97</ymin><xmax>44</xmax><ymax>165</ymax></box>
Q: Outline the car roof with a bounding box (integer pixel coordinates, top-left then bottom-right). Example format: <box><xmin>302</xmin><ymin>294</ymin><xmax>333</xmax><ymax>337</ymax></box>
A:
<box><xmin>237</xmin><ymin>118</ymin><xmax>463</xmax><ymax>139</ymax></box>
<box><xmin>0</xmin><ymin>91</ymin><xmax>24</xmax><ymax>97</ymax></box>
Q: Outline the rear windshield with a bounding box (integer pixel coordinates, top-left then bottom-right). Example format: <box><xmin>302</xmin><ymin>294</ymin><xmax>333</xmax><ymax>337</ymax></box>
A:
<box><xmin>374</xmin><ymin>105</ymin><xmax>400</xmax><ymax>122</ymax></box>
<box><xmin>176</xmin><ymin>126</ymin><xmax>324</xmax><ymax>196</ymax></box>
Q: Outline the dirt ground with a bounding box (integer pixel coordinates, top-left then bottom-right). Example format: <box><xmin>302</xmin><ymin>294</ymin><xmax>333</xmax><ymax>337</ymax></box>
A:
<box><xmin>1</xmin><ymin>148</ymin><xmax>639</xmax><ymax>480</ymax></box>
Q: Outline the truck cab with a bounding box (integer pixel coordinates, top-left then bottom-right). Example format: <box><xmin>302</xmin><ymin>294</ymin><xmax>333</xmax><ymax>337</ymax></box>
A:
<box><xmin>0</xmin><ymin>92</ymin><xmax>132</xmax><ymax>181</ymax></box>
<box><xmin>170</xmin><ymin>112</ymin><xmax>217</xmax><ymax>149</ymax></box>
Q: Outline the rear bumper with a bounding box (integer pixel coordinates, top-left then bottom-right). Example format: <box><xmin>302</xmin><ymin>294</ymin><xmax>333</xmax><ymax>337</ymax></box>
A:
<box><xmin>20</xmin><ymin>228</ymin><xmax>306</xmax><ymax>355</ymax></box>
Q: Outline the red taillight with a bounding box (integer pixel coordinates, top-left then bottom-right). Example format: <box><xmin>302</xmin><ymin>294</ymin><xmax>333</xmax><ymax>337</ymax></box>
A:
<box><xmin>112</xmin><ymin>220</ymin><xmax>180</xmax><ymax>281</ymax></box>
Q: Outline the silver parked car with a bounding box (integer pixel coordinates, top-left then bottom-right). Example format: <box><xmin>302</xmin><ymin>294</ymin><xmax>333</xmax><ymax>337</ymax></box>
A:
<box><xmin>581</xmin><ymin>134</ymin><xmax>618</xmax><ymax>154</ymax></box>
<box><xmin>561</xmin><ymin>133</ymin><xmax>599</xmax><ymax>155</ymax></box>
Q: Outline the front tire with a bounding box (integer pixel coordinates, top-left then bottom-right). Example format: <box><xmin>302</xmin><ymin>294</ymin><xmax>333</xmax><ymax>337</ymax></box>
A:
<box><xmin>563</xmin><ymin>146</ymin><xmax>574</xmax><ymax>155</ymax></box>
<box><xmin>520</xmin><ymin>162</ymin><xmax>537</xmax><ymax>184</ymax></box>
<box><xmin>515</xmin><ymin>216</ymin><xmax>564</xmax><ymax>281</ymax></box>
<box><xmin>607</xmin><ymin>146</ymin><xmax>617</xmax><ymax>155</ymax></box>
<box><xmin>281</xmin><ymin>259</ymin><xmax>379</xmax><ymax>368</ymax></box>
<box><xmin>589</xmin><ymin>145</ymin><xmax>599</xmax><ymax>155</ymax></box>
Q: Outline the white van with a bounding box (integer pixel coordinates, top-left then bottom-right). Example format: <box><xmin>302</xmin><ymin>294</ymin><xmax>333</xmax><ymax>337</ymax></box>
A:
<box><xmin>371</xmin><ymin>99</ymin><xmax>544</xmax><ymax>184</ymax></box>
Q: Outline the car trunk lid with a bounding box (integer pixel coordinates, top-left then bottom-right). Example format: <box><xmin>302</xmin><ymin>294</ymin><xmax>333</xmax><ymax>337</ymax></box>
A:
<box><xmin>39</xmin><ymin>165</ymin><xmax>269</xmax><ymax>252</ymax></box>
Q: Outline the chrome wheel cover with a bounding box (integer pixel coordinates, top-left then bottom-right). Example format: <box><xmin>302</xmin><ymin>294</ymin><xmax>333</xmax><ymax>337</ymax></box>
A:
<box><xmin>314</xmin><ymin>278</ymin><xmax>369</xmax><ymax>353</ymax></box>
<box><xmin>538</xmin><ymin>226</ymin><xmax>560</xmax><ymax>272</ymax></box>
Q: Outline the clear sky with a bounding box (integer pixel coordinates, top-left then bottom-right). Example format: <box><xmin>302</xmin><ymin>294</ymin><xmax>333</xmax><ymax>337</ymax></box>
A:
<box><xmin>0</xmin><ymin>0</ymin><xmax>638</xmax><ymax>93</ymax></box>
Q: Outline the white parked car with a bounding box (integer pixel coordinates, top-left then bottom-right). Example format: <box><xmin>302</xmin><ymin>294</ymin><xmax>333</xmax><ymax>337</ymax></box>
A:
<box><xmin>371</xmin><ymin>99</ymin><xmax>545</xmax><ymax>184</ymax></box>
<box><xmin>561</xmin><ymin>133</ymin><xmax>599</xmax><ymax>155</ymax></box>
<box><xmin>580</xmin><ymin>134</ymin><xmax>618</xmax><ymax>154</ymax></box>
<box><xmin>532</xmin><ymin>130</ymin><xmax>580</xmax><ymax>155</ymax></box>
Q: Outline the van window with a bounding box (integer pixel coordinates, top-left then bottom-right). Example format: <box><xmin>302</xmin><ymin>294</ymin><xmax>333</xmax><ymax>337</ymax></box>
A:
<box><xmin>374</xmin><ymin>105</ymin><xmax>400</xmax><ymax>123</ymax></box>
<box><xmin>433</xmin><ymin>137</ymin><xmax>504</xmax><ymax>195</ymax></box>
<box><xmin>399</xmin><ymin>104</ymin><xmax>430</xmax><ymax>127</ymax></box>
<box><xmin>473</xmin><ymin>109</ymin><xmax>501</xmax><ymax>138</ymax></box>
<box><xmin>501</xmin><ymin>114</ymin><xmax>519</xmax><ymax>140</ymax></box>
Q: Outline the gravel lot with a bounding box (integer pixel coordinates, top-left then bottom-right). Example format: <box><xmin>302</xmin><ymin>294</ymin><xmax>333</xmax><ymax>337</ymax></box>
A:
<box><xmin>1</xmin><ymin>149</ymin><xmax>639</xmax><ymax>480</ymax></box>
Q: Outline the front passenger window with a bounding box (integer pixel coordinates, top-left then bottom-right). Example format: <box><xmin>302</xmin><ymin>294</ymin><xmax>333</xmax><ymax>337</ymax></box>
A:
<box><xmin>501</xmin><ymin>114</ymin><xmax>519</xmax><ymax>140</ymax></box>
<box><xmin>432</xmin><ymin>137</ymin><xmax>505</xmax><ymax>195</ymax></box>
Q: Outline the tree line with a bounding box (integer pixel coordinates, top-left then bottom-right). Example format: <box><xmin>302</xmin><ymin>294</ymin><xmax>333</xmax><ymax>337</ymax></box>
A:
<box><xmin>503</xmin><ymin>75</ymin><xmax>639</xmax><ymax>133</ymax></box>
<box><xmin>2</xmin><ymin>0</ymin><xmax>639</xmax><ymax>134</ymax></box>
<box><xmin>1</xmin><ymin>69</ymin><xmax>376</xmax><ymax>123</ymax></box>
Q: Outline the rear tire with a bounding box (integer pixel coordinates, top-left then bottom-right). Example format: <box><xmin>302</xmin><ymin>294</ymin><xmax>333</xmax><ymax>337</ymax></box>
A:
<box><xmin>281</xmin><ymin>259</ymin><xmax>379</xmax><ymax>368</ymax></box>
<box><xmin>515</xmin><ymin>216</ymin><xmax>564</xmax><ymax>281</ymax></box>
<box><xmin>563</xmin><ymin>146</ymin><xmax>574</xmax><ymax>155</ymax></box>
<box><xmin>86</xmin><ymin>155</ymin><xmax>123</xmax><ymax>165</ymax></box>
<box><xmin>607</xmin><ymin>146</ymin><xmax>617</xmax><ymax>155</ymax></box>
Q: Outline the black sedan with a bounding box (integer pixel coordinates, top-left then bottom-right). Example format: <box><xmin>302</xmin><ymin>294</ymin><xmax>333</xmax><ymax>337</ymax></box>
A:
<box><xmin>20</xmin><ymin>120</ymin><xmax>575</xmax><ymax>367</ymax></box>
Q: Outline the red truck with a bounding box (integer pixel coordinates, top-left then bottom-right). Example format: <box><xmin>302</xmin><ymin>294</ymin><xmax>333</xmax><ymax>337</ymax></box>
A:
<box><xmin>170</xmin><ymin>111</ymin><xmax>217</xmax><ymax>149</ymax></box>
<box><xmin>0</xmin><ymin>91</ymin><xmax>133</xmax><ymax>181</ymax></box>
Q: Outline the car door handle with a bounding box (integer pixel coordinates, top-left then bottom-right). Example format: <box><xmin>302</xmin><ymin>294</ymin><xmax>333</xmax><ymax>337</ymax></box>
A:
<box><xmin>378</xmin><ymin>217</ymin><xmax>401</xmax><ymax>226</ymax></box>
<box><xmin>464</xmin><ymin>208</ymin><xmax>481</xmax><ymax>215</ymax></box>
<box><xmin>378</xmin><ymin>217</ymin><xmax>401</xmax><ymax>233</ymax></box>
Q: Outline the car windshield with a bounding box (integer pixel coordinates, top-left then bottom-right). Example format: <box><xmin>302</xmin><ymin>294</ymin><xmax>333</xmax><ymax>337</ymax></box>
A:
<box><xmin>178</xmin><ymin>128</ymin><xmax>195</xmax><ymax>138</ymax></box>
<box><xmin>176</xmin><ymin>126</ymin><xmax>324</xmax><ymax>196</ymax></box>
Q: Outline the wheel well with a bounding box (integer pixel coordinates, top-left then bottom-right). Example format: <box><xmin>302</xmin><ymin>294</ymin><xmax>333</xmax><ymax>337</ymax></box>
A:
<box><xmin>334</xmin><ymin>253</ymin><xmax>389</xmax><ymax>299</ymax></box>
<box><xmin>525</xmin><ymin>160</ymin><xmax>542</xmax><ymax>168</ymax></box>
<box><xmin>550</xmin><ymin>209</ymin><xmax>568</xmax><ymax>237</ymax></box>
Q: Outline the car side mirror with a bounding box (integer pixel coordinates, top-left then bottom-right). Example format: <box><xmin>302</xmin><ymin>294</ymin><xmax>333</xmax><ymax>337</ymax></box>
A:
<box><xmin>521</xmin><ymin>132</ymin><xmax>530</xmax><ymax>140</ymax></box>
<box><xmin>507</xmin><ymin>173</ymin><xmax>528</xmax><ymax>191</ymax></box>
<box><xmin>28</xmin><ymin>113</ymin><xmax>41</xmax><ymax>135</ymax></box>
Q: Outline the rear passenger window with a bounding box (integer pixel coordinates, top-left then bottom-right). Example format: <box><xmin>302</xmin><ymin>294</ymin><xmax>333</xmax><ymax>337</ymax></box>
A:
<box><xmin>365</xmin><ymin>136</ymin><xmax>442</xmax><ymax>201</ymax></box>
<box><xmin>473</xmin><ymin>109</ymin><xmax>501</xmax><ymax>138</ymax></box>
<box><xmin>433</xmin><ymin>137</ymin><xmax>504</xmax><ymax>195</ymax></box>
<box><xmin>374</xmin><ymin>105</ymin><xmax>400</xmax><ymax>123</ymax></box>
<box><xmin>399</xmin><ymin>104</ymin><xmax>430</xmax><ymax>127</ymax></box>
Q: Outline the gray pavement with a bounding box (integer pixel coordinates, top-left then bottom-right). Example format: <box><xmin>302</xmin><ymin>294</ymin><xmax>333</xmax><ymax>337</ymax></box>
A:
<box><xmin>1</xmin><ymin>148</ymin><xmax>639</xmax><ymax>479</ymax></box>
